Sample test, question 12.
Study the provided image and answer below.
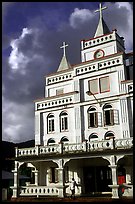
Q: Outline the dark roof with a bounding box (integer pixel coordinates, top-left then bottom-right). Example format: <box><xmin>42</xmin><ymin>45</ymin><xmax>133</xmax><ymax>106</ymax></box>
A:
<box><xmin>2</xmin><ymin>170</ymin><xmax>30</xmax><ymax>180</ymax></box>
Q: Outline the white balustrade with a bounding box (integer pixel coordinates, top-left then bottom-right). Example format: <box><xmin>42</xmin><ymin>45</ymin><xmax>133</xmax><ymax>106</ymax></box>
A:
<box><xmin>39</xmin><ymin>145</ymin><xmax>60</xmax><ymax>154</ymax></box>
<box><xmin>88</xmin><ymin>139</ymin><xmax>113</xmax><ymax>151</ymax></box>
<box><xmin>63</xmin><ymin>143</ymin><xmax>86</xmax><ymax>153</ymax></box>
<box><xmin>20</xmin><ymin>186</ymin><xmax>59</xmax><ymax>196</ymax></box>
<box><xmin>16</xmin><ymin>138</ymin><xmax>133</xmax><ymax>158</ymax></box>
<box><xmin>18</xmin><ymin>147</ymin><xmax>37</xmax><ymax>157</ymax></box>
<box><xmin>115</xmin><ymin>138</ymin><xmax>133</xmax><ymax>149</ymax></box>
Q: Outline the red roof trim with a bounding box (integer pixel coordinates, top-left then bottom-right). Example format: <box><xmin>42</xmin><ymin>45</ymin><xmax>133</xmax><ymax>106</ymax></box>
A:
<box><xmin>80</xmin><ymin>30</ymin><xmax>115</xmax><ymax>42</ymax></box>
<box><xmin>72</xmin><ymin>51</ymin><xmax>123</xmax><ymax>68</ymax></box>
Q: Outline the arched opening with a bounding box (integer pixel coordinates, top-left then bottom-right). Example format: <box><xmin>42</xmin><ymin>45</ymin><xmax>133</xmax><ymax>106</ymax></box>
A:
<box><xmin>88</xmin><ymin>106</ymin><xmax>98</xmax><ymax>128</ymax></box>
<box><xmin>60</xmin><ymin>111</ymin><xmax>68</xmax><ymax>131</ymax></box>
<box><xmin>104</xmin><ymin>131</ymin><xmax>115</xmax><ymax>140</ymax></box>
<box><xmin>103</xmin><ymin>104</ymin><xmax>114</xmax><ymax>126</ymax></box>
<box><xmin>47</xmin><ymin>138</ymin><xmax>55</xmax><ymax>145</ymax></box>
<box><xmin>89</xmin><ymin>133</ymin><xmax>98</xmax><ymax>141</ymax></box>
<box><xmin>47</xmin><ymin>113</ymin><xmax>55</xmax><ymax>133</ymax></box>
<box><xmin>60</xmin><ymin>136</ymin><xmax>69</xmax><ymax>143</ymax></box>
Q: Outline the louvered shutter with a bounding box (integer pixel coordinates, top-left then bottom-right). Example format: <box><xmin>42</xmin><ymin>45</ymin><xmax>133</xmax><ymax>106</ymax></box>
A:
<box><xmin>88</xmin><ymin>112</ymin><xmax>90</xmax><ymax>128</ymax></box>
<box><xmin>103</xmin><ymin>111</ymin><xmax>106</xmax><ymax>126</ymax></box>
<box><xmin>48</xmin><ymin>168</ymin><xmax>52</xmax><ymax>183</ymax></box>
<box><xmin>95</xmin><ymin>112</ymin><xmax>98</xmax><ymax>127</ymax></box>
<box><xmin>97</xmin><ymin>112</ymin><xmax>102</xmax><ymax>126</ymax></box>
<box><xmin>113</xmin><ymin>109</ymin><xmax>119</xmax><ymax>124</ymax></box>
<box><xmin>110</xmin><ymin>110</ymin><xmax>114</xmax><ymax>125</ymax></box>
<box><xmin>55</xmin><ymin>168</ymin><xmax>58</xmax><ymax>183</ymax></box>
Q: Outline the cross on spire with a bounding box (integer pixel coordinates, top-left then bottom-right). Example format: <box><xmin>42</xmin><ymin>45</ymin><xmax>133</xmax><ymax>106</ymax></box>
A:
<box><xmin>60</xmin><ymin>42</ymin><xmax>68</xmax><ymax>57</ymax></box>
<box><xmin>95</xmin><ymin>3</ymin><xmax>107</xmax><ymax>19</ymax></box>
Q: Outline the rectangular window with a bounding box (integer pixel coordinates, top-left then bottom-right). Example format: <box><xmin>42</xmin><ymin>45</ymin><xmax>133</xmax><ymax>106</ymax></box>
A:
<box><xmin>56</xmin><ymin>88</ymin><xmax>64</xmax><ymax>95</ymax></box>
<box><xmin>100</xmin><ymin>76</ymin><xmax>110</xmax><ymax>93</ymax></box>
<box><xmin>89</xmin><ymin>79</ymin><xmax>99</xmax><ymax>94</ymax></box>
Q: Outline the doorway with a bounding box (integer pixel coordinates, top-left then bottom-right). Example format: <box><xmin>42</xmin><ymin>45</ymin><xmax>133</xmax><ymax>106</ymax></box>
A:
<box><xmin>83</xmin><ymin>166</ymin><xmax>112</xmax><ymax>194</ymax></box>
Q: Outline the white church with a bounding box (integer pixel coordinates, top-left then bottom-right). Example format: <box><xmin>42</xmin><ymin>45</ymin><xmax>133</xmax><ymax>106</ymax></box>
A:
<box><xmin>11</xmin><ymin>3</ymin><xmax>133</xmax><ymax>199</ymax></box>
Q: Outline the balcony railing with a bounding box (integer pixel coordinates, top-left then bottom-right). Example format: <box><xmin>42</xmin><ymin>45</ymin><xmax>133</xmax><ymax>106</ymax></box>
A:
<box><xmin>19</xmin><ymin>186</ymin><xmax>59</xmax><ymax>197</ymax></box>
<box><xmin>16</xmin><ymin>137</ymin><xmax>133</xmax><ymax>158</ymax></box>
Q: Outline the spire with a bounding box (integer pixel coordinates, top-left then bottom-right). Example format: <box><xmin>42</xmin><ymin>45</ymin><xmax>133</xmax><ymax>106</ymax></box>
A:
<box><xmin>94</xmin><ymin>3</ymin><xmax>110</xmax><ymax>38</ymax></box>
<box><xmin>57</xmin><ymin>42</ymin><xmax>71</xmax><ymax>72</ymax></box>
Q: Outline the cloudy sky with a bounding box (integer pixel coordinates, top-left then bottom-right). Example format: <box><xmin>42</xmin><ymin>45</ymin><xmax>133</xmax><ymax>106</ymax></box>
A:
<box><xmin>2</xmin><ymin>2</ymin><xmax>133</xmax><ymax>143</ymax></box>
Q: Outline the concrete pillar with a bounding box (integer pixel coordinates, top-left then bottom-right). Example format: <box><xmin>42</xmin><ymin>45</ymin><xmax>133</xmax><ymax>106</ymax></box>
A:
<box><xmin>34</xmin><ymin>170</ymin><xmax>39</xmax><ymax>186</ymax></box>
<box><xmin>57</xmin><ymin>167</ymin><xmax>65</xmax><ymax>197</ymax></box>
<box><xmin>109</xmin><ymin>164</ymin><xmax>119</xmax><ymax>199</ymax></box>
<box><xmin>12</xmin><ymin>161</ymin><xmax>19</xmax><ymax>198</ymax></box>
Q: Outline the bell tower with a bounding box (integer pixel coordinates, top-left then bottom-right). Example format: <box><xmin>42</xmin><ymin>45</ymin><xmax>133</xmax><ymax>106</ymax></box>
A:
<box><xmin>81</xmin><ymin>3</ymin><xmax>125</xmax><ymax>62</ymax></box>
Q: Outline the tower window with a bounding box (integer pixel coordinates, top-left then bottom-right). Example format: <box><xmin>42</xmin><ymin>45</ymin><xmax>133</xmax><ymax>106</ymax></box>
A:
<box><xmin>99</xmin><ymin>76</ymin><xmax>110</xmax><ymax>93</ymax></box>
<box><xmin>88</xmin><ymin>79</ymin><xmax>99</xmax><ymax>94</ymax></box>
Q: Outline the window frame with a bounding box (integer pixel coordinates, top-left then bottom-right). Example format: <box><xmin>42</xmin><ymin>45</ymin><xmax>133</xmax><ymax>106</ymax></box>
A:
<box><xmin>99</xmin><ymin>76</ymin><xmax>110</xmax><ymax>93</ymax></box>
<box><xmin>60</xmin><ymin>112</ymin><xmax>68</xmax><ymax>132</ymax></box>
<box><xmin>88</xmin><ymin>78</ymin><xmax>99</xmax><ymax>95</ymax></box>
<box><xmin>103</xmin><ymin>105</ymin><xmax>114</xmax><ymax>126</ymax></box>
<box><xmin>88</xmin><ymin>107</ymin><xmax>98</xmax><ymax>128</ymax></box>
<box><xmin>47</xmin><ymin>114</ymin><xmax>55</xmax><ymax>133</ymax></box>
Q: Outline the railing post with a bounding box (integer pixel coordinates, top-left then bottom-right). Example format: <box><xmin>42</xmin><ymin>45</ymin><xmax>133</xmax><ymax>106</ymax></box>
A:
<box><xmin>59</xmin><ymin>142</ymin><xmax>63</xmax><ymax>154</ymax></box>
<box><xmin>15</xmin><ymin>146</ymin><xmax>18</xmax><ymax>158</ymax></box>
<box><xmin>36</xmin><ymin>145</ymin><xmax>39</xmax><ymax>156</ymax></box>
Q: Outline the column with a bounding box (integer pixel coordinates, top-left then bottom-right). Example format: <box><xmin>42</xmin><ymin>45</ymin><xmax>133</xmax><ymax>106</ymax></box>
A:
<box><xmin>35</xmin><ymin>170</ymin><xmax>39</xmax><ymax>186</ymax></box>
<box><xmin>56</xmin><ymin>159</ymin><xmax>65</xmax><ymax>198</ymax></box>
<box><xmin>12</xmin><ymin>161</ymin><xmax>19</xmax><ymax>198</ymax></box>
<box><xmin>108</xmin><ymin>156</ymin><xmax>119</xmax><ymax>199</ymax></box>
<box><xmin>57</xmin><ymin>167</ymin><xmax>65</xmax><ymax>197</ymax></box>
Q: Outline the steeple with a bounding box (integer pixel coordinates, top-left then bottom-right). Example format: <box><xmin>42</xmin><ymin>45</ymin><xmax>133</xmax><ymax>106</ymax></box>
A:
<box><xmin>94</xmin><ymin>3</ymin><xmax>110</xmax><ymax>38</ymax></box>
<box><xmin>57</xmin><ymin>42</ymin><xmax>72</xmax><ymax>72</ymax></box>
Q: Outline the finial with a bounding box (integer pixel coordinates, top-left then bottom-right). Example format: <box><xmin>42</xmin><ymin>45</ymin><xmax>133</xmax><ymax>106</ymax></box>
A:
<box><xmin>95</xmin><ymin>3</ymin><xmax>107</xmax><ymax>19</ymax></box>
<box><xmin>60</xmin><ymin>42</ymin><xmax>68</xmax><ymax>57</ymax></box>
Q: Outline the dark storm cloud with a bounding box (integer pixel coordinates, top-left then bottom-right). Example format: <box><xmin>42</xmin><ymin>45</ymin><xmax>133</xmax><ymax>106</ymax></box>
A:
<box><xmin>2</xmin><ymin>2</ymin><xmax>133</xmax><ymax>142</ymax></box>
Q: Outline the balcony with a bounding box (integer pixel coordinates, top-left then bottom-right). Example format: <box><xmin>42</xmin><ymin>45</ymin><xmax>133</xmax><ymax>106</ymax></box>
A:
<box><xmin>15</xmin><ymin>137</ymin><xmax>133</xmax><ymax>159</ymax></box>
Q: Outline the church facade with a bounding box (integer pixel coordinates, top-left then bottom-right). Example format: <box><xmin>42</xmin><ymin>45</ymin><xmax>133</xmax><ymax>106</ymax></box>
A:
<box><xmin>11</xmin><ymin>3</ymin><xmax>133</xmax><ymax>199</ymax></box>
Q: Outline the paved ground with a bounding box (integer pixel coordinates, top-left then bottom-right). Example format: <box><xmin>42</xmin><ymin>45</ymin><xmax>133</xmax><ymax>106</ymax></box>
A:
<box><xmin>4</xmin><ymin>196</ymin><xmax>133</xmax><ymax>203</ymax></box>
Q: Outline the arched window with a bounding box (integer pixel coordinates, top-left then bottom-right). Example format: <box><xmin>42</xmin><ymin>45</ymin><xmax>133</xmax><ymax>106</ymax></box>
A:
<box><xmin>88</xmin><ymin>107</ymin><xmax>101</xmax><ymax>128</ymax></box>
<box><xmin>103</xmin><ymin>104</ymin><xmax>119</xmax><ymax>126</ymax></box>
<box><xmin>60</xmin><ymin>136</ymin><xmax>69</xmax><ymax>143</ymax></box>
<box><xmin>47</xmin><ymin>138</ymin><xmax>55</xmax><ymax>145</ymax></box>
<box><xmin>47</xmin><ymin>114</ymin><xmax>55</xmax><ymax>133</ymax></box>
<box><xmin>105</xmin><ymin>131</ymin><xmax>115</xmax><ymax>140</ymax></box>
<box><xmin>60</xmin><ymin>112</ymin><xmax>68</xmax><ymax>131</ymax></box>
<box><xmin>89</xmin><ymin>133</ymin><xmax>98</xmax><ymax>141</ymax></box>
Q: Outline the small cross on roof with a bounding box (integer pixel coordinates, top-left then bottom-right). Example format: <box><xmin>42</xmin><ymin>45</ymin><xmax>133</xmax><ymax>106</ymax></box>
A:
<box><xmin>60</xmin><ymin>42</ymin><xmax>68</xmax><ymax>57</ymax></box>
